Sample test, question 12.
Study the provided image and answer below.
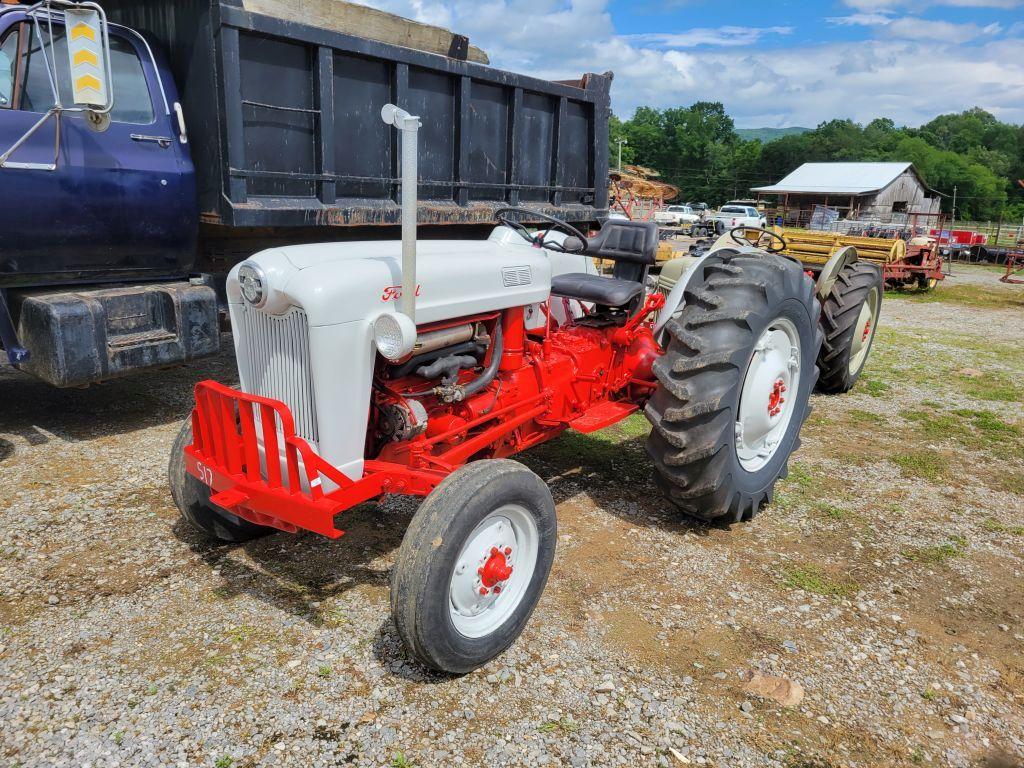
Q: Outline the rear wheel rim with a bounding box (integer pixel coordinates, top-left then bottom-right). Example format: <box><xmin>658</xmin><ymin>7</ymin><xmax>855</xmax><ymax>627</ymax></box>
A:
<box><xmin>848</xmin><ymin>287</ymin><xmax>880</xmax><ymax>376</ymax></box>
<box><xmin>736</xmin><ymin>318</ymin><xmax>801</xmax><ymax>473</ymax></box>
<box><xmin>448</xmin><ymin>504</ymin><xmax>539</xmax><ymax>638</ymax></box>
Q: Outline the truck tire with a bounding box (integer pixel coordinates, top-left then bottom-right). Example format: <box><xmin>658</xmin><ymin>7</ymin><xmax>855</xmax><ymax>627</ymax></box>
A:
<box><xmin>645</xmin><ymin>249</ymin><xmax>821</xmax><ymax>524</ymax></box>
<box><xmin>391</xmin><ymin>460</ymin><xmax>556</xmax><ymax>674</ymax></box>
<box><xmin>817</xmin><ymin>262</ymin><xmax>883</xmax><ymax>394</ymax></box>
<box><xmin>168</xmin><ymin>418</ymin><xmax>274</xmax><ymax>543</ymax></box>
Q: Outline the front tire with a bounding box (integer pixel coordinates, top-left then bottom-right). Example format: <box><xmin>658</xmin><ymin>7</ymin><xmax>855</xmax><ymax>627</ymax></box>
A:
<box><xmin>645</xmin><ymin>249</ymin><xmax>821</xmax><ymax>524</ymax></box>
<box><xmin>817</xmin><ymin>262</ymin><xmax>883</xmax><ymax>394</ymax></box>
<box><xmin>168</xmin><ymin>418</ymin><xmax>274</xmax><ymax>543</ymax></box>
<box><xmin>391</xmin><ymin>460</ymin><xmax>556</xmax><ymax>674</ymax></box>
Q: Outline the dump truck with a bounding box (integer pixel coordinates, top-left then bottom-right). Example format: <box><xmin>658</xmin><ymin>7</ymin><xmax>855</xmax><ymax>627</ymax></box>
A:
<box><xmin>0</xmin><ymin>0</ymin><xmax>611</xmax><ymax>387</ymax></box>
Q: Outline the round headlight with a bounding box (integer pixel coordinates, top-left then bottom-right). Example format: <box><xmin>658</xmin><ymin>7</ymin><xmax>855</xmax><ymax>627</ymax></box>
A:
<box><xmin>237</xmin><ymin>262</ymin><xmax>268</xmax><ymax>308</ymax></box>
<box><xmin>373</xmin><ymin>312</ymin><xmax>417</xmax><ymax>361</ymax></box>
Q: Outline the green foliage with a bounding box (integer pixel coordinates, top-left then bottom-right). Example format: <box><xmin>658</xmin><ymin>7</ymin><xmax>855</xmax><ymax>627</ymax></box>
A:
<box><xmin>902</xmin><ymin>536</ymin><xmax>967</xmax><ymax>564</ymax></box>
<box><xmin>781</xmin><ymin>564</ymin><xmax>858</xmax><ymax>598</ymax></box>
<box><xmin>612</xmin><ymin>104</ymin><xmax>1022</xmax><ymax>218</ymax></box>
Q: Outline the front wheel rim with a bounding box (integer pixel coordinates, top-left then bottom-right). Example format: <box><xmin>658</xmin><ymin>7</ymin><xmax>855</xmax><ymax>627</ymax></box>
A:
<box><xmin>736</xmin><ymin>317</ymin><xmax>802</xmax><ymax>473</ymax></box>
<box><xmin>448</xmin><ymin>504</ymin><xmax>539</xmax><ymax>638</ymax></box>
<box><xmin>848</xmin><ymin>287</ymin><xmax>880</xmax><ymax>376</ymax></box>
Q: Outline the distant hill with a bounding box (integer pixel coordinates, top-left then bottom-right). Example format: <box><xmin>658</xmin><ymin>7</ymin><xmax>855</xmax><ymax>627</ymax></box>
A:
<box><xmin>735</xmin><ymin>127</ymin><xmax>812</xmax><ymax>143</ymax></box>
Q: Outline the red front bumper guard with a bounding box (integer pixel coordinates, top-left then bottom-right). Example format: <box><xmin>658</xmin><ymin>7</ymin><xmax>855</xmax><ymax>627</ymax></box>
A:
<box><xmin>184</xmin><ymin>381</ymin><xmax>443</xmax><ymax>538</ymax></box>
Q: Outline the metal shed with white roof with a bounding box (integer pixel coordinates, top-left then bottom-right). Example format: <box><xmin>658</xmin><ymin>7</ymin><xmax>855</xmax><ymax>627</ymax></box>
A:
<box><xmin>752</xmin><ymin>162</ymin><xmax>941</xmax><ymax>223</ymax></box>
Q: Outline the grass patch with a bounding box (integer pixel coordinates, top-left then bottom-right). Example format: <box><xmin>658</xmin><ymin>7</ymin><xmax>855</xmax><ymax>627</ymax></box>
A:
<box><xmin>957</xmin><ymin>371</ymin><xmax>1021</xmax><ymax>403</ymax></box>
<box><xmin>902</xmin><ymin>536</ymin><xmax>967</xmax><ymax>564</ymax></box>
<box><xmin>846</xmin><ymin>409</ymin><xmax>887</xmax><ymax>427</ymax></box>
<box><xmin>539</xmin><ymin>717</ymin><xmax>581</xmax><ymax>734</ymax></box>
<box><xmin>781</xmin><ymin>564</ymin><xmax>859</xmax><ymax>598</ymax></box>
<box><xmin>903</xmin><ymin>408</ymin><xmax>1023</xmax><ymax>455</ymax></box>
<box><xmin>391</xmin><ymin>753</ymin><xmax>412</xmax><ymax>768</ymax></box>
<box><xmin>528</xmin><ymin>413</ymin><xmax>651</xmax><ymax>478</ymax></box>
<box><xmin>857</xmin><ymin>377</ymin><xmax>890</xmax><ymax>397</ymax></box>
<box><xmin>998</xmin><ymin>471</ymin><xmax>1024</xmax><ymax>495</ymax></box>
<box><xmin>982</xmin><ymin>517</ymin><xmax>1024</xmax><ymax>536</ymax></box>
<box><xmin>317</xmin><ymin>665</ymin><xmax>332</xmax><ymax>678</ymax></box>
<box><xmin>815</xmin><ymin>503</ymin><xmax>849</xmax><ymax>521</ymax></box>
<box><xmin>214</xmin><ymin>758</ymin><xmax>233</xmax><ymax>768</ymax></box>
<box><xmin>891</xmin><ymin>451</ymin><xmax>944</xmax><ymax>480</ymax></box>
<box><xmin>892</xmin><ymin>282</ymin><xmax>1024</xmax><ymax>311</ymax></box>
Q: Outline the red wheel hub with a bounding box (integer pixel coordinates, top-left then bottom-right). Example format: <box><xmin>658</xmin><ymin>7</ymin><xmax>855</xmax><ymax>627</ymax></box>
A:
<box><xmin>478</xmin><ymin>546</ymin><xmax>513</xmax><ymax>592</ymax></box>
<box><xmin>767</xmin><ymin>379</ymin><xmax>787</xmax><ymax>417</ymax></box>
<box><xmin>861</xmin><ymin>318</ymin><xmax>872</xmax><ymax>342</ymax></box>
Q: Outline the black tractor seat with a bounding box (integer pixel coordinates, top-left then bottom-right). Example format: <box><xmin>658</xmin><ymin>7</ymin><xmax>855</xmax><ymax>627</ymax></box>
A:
<box><xmin>550</xmin><ymin>273</ymin><xmax>643</xmax><ymax>307</ymax></box>
<box><xmin>548</xmin><ymin>219</ymin><xmax>659</xmax><ymax>312</ymax></box>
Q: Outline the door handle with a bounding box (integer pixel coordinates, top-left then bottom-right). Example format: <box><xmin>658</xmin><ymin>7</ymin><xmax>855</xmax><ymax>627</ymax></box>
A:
<box><xmin>131</xmin><ymin>134</ymin><xmax>173</xmax><ymax>148</ymax></box>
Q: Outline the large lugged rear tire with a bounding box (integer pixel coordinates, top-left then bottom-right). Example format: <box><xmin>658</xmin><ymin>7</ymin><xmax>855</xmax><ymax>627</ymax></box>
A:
<box><xmin>168</xmin><ymin>418</ymin><xmax>274</xmax><ymax>543</ymax></box>
<box><xmin>645</xmin><ymin>249</ymin><xmax>821</xmax><ymax>524</ymax></box>
<box><xmin>817</xmin><ymin>262</ymin><xmax>883</xmax><ymax>394</ymax></box>
<box><xmin>391</xmin><ymin>460</ymin><xmax>556</xmax><ymax>674</ymax></box>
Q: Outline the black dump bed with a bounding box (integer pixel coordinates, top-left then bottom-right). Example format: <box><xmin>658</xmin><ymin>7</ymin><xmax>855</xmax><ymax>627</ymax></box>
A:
<box><xmin>104</xmin><ymin>0</ymin><xmax>611</xmax><ymax>231</ymax></box>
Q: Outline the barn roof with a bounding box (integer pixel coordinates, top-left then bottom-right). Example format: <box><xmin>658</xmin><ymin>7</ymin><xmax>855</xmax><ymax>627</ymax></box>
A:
<box><xmin>752</xmin><ymin>162</ymin><xmax>929</xmax><ymax>196</ymax></box>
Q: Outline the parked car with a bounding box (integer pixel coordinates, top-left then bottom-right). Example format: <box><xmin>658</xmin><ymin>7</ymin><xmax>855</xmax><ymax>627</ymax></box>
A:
<box><xmin>713</xmin><ymin>205</ymin><xmax>767</xmax><ymax>230</ymax></box>
<box><xmin>654</xmin><ymin>204</ymin><xmax>700</xmax><ymax>227</ymax></box>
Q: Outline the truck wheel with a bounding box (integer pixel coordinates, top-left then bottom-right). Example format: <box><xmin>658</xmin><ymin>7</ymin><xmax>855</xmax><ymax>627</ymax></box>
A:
<box><xmin>390</xmin><ymin>460</ymin><xmax>556</xmax><ymax>674</ymax></box>
<box><xmin>168</xmin><ymin>418</ymin><xmax>274</xmax><ymax>543</ymax></box>
<box><xmin>645</xmin><ymin>249</ymin><xmax>821</xmax><ymax>524</ymax></box>
<box><xmin>817</xmin><ymin>262</ymin><xmax>883</xmax><ymax>394</ymax></box>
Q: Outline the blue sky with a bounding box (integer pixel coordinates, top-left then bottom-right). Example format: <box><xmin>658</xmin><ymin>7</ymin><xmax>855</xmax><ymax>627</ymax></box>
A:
<box><xmin>361</xmin><ymin>0</ymin><xmax>1024</xmax><ymax>127</ymax></box>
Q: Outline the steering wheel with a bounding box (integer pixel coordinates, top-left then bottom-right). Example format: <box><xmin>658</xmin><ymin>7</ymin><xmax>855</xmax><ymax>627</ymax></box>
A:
<box><xmin>495</xmin><ymin>207</ymin><xmax>589</xmax><ymax>253</ymax></box>
<box><xmin>729</xmin><ymin>226</ymin><xmax>787</xmax><ymax>253</ymax></box>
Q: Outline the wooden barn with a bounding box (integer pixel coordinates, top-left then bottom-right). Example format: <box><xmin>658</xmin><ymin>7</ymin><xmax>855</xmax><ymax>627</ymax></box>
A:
<box><xmin>752</xmin><ymin>162</ymin><xmax>941</xmax><ymax>225</ymax></box>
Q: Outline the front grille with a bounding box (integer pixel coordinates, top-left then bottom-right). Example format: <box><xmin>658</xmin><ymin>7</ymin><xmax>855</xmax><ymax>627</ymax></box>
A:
<box><xmin>236</xmin><ymin>304</ymin><xmax>319</xmax><ymax>443</ymax></box>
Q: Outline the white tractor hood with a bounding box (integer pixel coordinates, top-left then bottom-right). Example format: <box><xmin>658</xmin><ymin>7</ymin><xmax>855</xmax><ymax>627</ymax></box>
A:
<box><xmin>226</xmin><ymin>232</ymin><xmax>553</xmax><ymax>326</ymax></box>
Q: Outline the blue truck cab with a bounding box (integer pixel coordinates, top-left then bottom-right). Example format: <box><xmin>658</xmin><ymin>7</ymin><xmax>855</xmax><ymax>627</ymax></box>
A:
<box><xmin>0</xmin><ymin>2</ymin><xmax>216</xmax><ymax>386</ymax></box>
<box><xmin>0</xmin><ymin>0</ymin><xmax>610</xmax><ymax>388</ymax></box>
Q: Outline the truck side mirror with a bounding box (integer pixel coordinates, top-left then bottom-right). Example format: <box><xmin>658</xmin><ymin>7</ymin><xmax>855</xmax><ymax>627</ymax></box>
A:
<box><xmin>1</xmin><ymin>3</ymin><xmax>114</xmax><ymax>168</ymax></box>
<box><xmin>65</xmin><ymin>7</ymin><xmax>111</xmax><ymax>110</ymax></box>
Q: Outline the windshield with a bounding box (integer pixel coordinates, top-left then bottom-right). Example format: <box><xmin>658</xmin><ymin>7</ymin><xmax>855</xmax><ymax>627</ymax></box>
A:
<box><xmin>720</xmin><ymin>206</ymin><xmax>747</xmax><ymax>214</ymax></box>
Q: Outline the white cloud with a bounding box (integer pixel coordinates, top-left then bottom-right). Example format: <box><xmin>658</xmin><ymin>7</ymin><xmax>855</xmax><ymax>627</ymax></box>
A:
<box><xmin>826</xmin><ymin>12</ymin><xmax>894</xmax><ymax>25</ymax></box>
<box><xmin>886</xmin><ymin>17</ymin><xmax>1002</xmax><ymax>41</ymax></box>
<box><xmin>842</xmin><ymin>0</ymin><xmax>1021</xmax><ymax>9</ymax></box>
<box><xmin>624</xmin><ymin>25</ymin><xmax>793</xmax><ymax>49</ymax></box>
<box><xmin>353</xmin><ymin>0</ymin><xmax>1024</xmax><ymax>128</ymax></box>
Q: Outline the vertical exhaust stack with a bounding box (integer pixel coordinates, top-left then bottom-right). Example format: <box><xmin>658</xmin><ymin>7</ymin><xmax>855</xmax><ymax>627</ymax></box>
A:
<box><xmin>380</xmin><ymin>104</ymin><xmax>421</xmax><ymax>323</ymax></box>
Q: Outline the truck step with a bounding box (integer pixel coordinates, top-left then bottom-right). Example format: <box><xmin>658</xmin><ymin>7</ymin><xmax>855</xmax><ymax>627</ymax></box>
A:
<box><xmin>568</xmin><ymin>401</ymin><xmax>638</xmax><ymax>434</ymax></box>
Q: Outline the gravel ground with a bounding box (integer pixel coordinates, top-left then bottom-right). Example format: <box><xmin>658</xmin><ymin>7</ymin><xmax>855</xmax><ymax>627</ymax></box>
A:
<box><xmin>1</xmin><ymin>265</ymin><xmax>1022</xmax><ymax>768</ymax></box>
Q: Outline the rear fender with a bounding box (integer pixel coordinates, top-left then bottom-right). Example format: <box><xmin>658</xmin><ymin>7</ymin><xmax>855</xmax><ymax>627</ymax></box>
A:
<box><xmin>815</xmin><ymin>245</ymin><xmax>859</xmax><ymax>301</ymax></box>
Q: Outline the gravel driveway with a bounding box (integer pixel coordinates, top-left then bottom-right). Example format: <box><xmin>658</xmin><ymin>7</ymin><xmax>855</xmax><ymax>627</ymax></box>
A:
<box><xmin>2</xmin><ymin>265</ymin><xmax>1022</xmax><ymax>768</ymax></box>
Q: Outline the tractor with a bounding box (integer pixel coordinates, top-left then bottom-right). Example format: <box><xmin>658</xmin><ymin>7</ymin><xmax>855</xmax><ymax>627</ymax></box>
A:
<box><xmin>659</xmin><ymin>228</ymin><xmax>883</xmax><ymax>394</ymax></box>
<box><xmin>169</xmin><ymin>106</ymin><xmax>823</xmax><ymax>674</ymax></box>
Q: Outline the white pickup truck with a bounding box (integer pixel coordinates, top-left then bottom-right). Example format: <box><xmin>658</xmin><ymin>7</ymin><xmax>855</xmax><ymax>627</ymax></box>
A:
<box><xmin>654</xmin><ymin>204</ymin><xmax>700</xmax><ymax>227</ymax></box>
<box><xmin>712</xmin><ymin>205</ymin><xmax>767</xmax><ymax>230</ymax></box>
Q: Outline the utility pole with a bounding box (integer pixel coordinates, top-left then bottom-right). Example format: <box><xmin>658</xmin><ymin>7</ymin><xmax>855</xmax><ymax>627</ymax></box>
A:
<box><xmin>950</xmin><ymin>185</ymin><xmax>957</xmax><ymax>230</ymax></box>
<box><xmin>616</xmin><ymin>138</ymin><xmax>627</xmax><ymax>171</ymax></box>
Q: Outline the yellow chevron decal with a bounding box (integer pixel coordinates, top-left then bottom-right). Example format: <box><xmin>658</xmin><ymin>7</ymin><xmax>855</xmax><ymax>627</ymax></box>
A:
<box><xmin>75</xmin><ymin>74</ymin><xmax>102</xmax><ymax>92</ymax></box>
<box><xmin>70</xmin><ymin>22</ymin><xmax>96</xmax><ymax>41</ymax></box>
<box><xmin>72</xmin><ymin>49</ymin><xmax>99</xmax><ymax>67</ymax></box>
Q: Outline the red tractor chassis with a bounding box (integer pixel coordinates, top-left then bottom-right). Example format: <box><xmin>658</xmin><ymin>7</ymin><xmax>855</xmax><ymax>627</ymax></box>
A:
<box><xmin>185</xmin><ymin>295</ymin><xmax>666</xmax><ymax>539</ymax></box>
